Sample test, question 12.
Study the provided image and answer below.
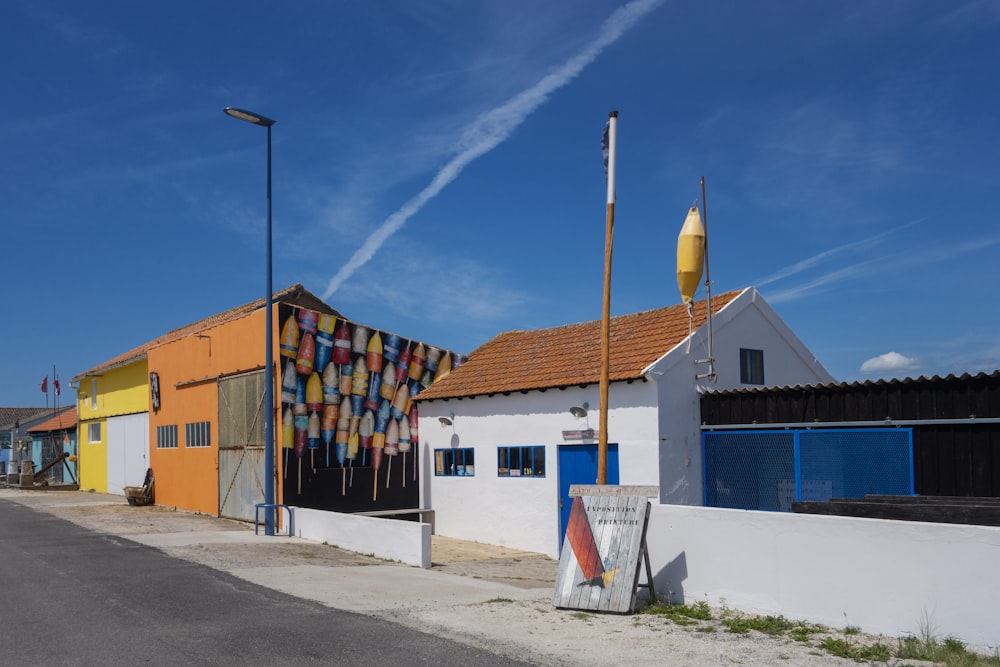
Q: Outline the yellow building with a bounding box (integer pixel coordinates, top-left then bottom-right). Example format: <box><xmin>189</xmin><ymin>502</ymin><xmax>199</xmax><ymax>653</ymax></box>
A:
<box><xmin>73</xmin><ymin>352</ymin><xmax>151</xmax><ymax>494</ymax></box>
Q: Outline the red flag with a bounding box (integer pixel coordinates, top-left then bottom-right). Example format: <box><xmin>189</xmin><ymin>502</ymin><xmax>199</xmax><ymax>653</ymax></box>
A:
<box><xmin>40</xmin><ymin>376</ymin><xmax>48</xmax><ymax>393</ymax></box>
<box><xmin>54</xmin><ymin>378</ymin><xmax>61</xmax><ymax>396</ymax></box>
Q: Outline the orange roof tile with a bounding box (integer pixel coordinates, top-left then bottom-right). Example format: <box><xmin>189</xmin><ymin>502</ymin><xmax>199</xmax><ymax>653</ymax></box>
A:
<box><xmin>417</xmin><ymin>290</ymin><xmax>745</xmax><ymax>401</ymax></box>
<box><xmin>72</xmin><ymin>285</ymin><xmax>340</xmax><ymax>381</ymax></box>
<box><xmin>27</xmin><ymin>407</ymin><xmax>77</xmax><ymax>433</ymax></box>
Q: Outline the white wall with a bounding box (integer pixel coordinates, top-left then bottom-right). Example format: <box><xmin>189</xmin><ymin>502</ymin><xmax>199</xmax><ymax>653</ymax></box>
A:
<box><xmin>292</xmin><ymin>506</ymin><xmax>431</xmax><ymax>568</ymax></box>
<box><xmin>416</xmin><ymin>288</ymin><xmax>835</xmax><ymax>556</ymax></box>
<box><xmin>418</xmin><ymin>383</ymin><xmax>659</xmax><ymax>558</ymax></box>
<box><xmin>647</xmin><ymin>504</ymin><xmax>1000</xmax><ymax>652</ymax></box>
<box><xmin>649</xmin><ymin>289</ymin><xmax>834</xmax><ymax>505</ymax></box>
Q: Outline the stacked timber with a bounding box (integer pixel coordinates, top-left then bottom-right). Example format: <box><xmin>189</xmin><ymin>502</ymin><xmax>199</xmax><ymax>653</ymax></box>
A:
<box><xmin>792</xmin><ymin>495</ymin><xmax>1000</xmax><ymax>526</ymax></box>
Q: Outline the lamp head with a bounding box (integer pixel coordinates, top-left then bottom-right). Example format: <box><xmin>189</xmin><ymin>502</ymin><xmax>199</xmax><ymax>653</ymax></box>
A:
<box><xmin>224</xmin><ymin>107</ymin><xmax>276</xmax><ymax>127</ymax></box>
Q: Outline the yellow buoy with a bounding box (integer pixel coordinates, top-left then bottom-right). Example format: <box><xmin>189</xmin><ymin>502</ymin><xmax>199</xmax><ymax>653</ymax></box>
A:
<box><xmin>676</xmin><ymin>205</ymin><xmax>705</xmax><ymax>305</ymax></box>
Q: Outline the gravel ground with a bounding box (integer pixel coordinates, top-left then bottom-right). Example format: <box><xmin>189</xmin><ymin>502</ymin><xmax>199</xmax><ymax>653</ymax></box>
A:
<box><xmin>2</xmin><ymin>489</ymin><xmax>934</xmax><ymax>666</ymax></box>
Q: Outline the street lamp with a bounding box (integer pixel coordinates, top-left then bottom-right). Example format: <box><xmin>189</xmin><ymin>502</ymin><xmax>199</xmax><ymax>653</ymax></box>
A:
<box><xmin>224</xmin><ymin>106</ymin><xmax>277</xmax><ymax>535</ymax></box>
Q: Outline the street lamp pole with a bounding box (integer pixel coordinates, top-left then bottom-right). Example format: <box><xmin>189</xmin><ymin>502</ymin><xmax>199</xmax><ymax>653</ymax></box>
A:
<box><xmin>224</xmin><ymin>106</ymin><xmax>277</xmax><ymax>535</ymax></box>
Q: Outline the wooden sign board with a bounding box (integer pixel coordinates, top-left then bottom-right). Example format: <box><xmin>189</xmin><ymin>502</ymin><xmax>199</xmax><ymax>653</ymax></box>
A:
<box><xmin>561</xmin><ymin>429</ymin><xmax>597</xmax><ymax>440</ymax></box>
<box><xmin>553</xmin><ymin>485</ymin><xmax>657</xmax><ymax>613</ymax></box>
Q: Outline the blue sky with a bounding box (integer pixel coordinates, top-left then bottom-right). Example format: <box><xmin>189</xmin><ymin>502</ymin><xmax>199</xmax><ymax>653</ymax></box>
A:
<box><xmin>3</xmin><ymin>0</ymin><xmax>999</xmax><ymax>407</ymax></box>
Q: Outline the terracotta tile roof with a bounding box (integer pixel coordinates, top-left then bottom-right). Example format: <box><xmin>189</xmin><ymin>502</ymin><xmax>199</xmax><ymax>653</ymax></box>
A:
<box><xmin>417</xmin><ymin>289</ymin><xmax>745</xmax><ymax>401</ymax></box>
<box><xmin>72</xmin><ymin>285</ymin><xmax>341</xmax><ymax>382</ymax></box>
<box><xmin>27</xmin><ymin>407</ymin><xmax>78</xmax><ymax>433</ymax></box>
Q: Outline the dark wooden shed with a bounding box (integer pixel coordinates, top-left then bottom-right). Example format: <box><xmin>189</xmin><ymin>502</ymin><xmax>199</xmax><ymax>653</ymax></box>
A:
<box><xmin>701</xmin><ymin>371</ymin><xmax>1000</xmax><ymax>497</ymax></box>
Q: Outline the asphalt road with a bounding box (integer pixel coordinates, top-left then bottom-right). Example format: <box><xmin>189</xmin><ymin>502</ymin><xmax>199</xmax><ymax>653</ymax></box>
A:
<box><xmin>0</xmin><ymin>499</ymin><xmax>531</xmax><ymax>666</ymax></box>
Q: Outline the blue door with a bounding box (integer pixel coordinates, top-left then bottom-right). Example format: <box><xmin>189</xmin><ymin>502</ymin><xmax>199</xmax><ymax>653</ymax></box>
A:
<box><xmin>557</xmin><ymin>444</ymin><xmax>619</xmax><ymax>548</ymax></box>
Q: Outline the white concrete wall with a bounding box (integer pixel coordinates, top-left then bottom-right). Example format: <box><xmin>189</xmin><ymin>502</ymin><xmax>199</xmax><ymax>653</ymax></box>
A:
<box><xmin>292</xmin><ymin>506</ymin><xmax>431</xmax><ymax>568</ymax></box>
<box><xmin>418</xmin><ymin>383</ymin><xmax>659</xmax><ymax>558</ymax></box>
<box><xmin>650</xmin><ymin>289</ymin><xmax>835</xmax><ymax>505</ymax></box>
<box><xmin>647</xmin><ymin>504</ymin><xmax>1000</xmax><ymax>652</ymax></box>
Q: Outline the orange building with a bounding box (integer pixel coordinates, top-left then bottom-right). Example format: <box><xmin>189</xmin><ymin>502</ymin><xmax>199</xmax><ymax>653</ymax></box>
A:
<box><xmin>146</xmin><ymin>285</ymin><xmax>337</xmax><ymax>518</ymax></box>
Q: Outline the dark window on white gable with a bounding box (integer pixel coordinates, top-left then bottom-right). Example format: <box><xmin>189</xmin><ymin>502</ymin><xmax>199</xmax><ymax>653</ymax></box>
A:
<box><xmin>740</xmin><ymin>348</ymin><xmax>764</xmax><ymax>385</ymax></box>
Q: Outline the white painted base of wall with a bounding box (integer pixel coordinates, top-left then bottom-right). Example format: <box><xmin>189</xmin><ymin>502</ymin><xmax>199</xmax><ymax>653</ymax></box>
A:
<box><xmin>646</xmin><ymin>505</ymin><xmax>1000</xmax><ymax>652</ymax></box>
<box><xmin>292</xmin><ymin>506</ymin><xmax>432</xmax><ymax>568</ymax></box>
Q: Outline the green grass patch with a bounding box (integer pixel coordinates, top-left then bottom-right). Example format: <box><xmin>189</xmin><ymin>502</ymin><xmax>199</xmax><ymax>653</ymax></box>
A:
<box><xmin>722</xmin><ymin>614</ymin><xmax>796</xmax><ymax>635</ymax></box>
<box><xmin>896</xmin><ymin>635</ymin><xmax>1000</xmax><ymax>666</ymax></box>
<box><xmin>788</xmin><ymin>625</ymin><xmax>822</xmax><ymax>642</ymax></box>
<box><xmin>484</xmin><ymin>597</ymin><xmax>514</xmax><ymax>604</ymax></box>
<box><xmin>642</xmin><ymin>601</ymin><xmax>713</xmax><ymax>626</ymax></box>
<box><xmin>820</xmin><ymin>638</ymin><xmax>891</xmax><ymax>662</ymax></box>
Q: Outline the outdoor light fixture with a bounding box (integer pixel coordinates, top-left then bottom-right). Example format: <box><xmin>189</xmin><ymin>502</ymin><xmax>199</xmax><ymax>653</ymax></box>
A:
<box><xmin>224</xmin><ymin>105</ymin><xmax>277</xmax><ymax>536</ymax></box>
<box><xmin>569</xmin><ymin>403</ymin><xmax>589</xmax><ymax>419</ymax></box>
<box><xmin>223</xmin><ymin>107</ymin><xmax>276</xmax><ymax>127</ymax></box>
<box><xmin>438</xmin><ymin>414</ymin><xmax>455</xmax><ymax>427</ymax></box>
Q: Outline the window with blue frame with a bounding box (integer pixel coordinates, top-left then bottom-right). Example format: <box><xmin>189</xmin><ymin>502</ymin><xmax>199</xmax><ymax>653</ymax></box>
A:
<box><xmin>434</xmin><ymin>448</ymin><xmax>475</xmax><ymax>476</ymax></box>
<box><xmin>497</xmin><ymin>446</ymin><xmax>545</xmax><ymax>477</ymax></box>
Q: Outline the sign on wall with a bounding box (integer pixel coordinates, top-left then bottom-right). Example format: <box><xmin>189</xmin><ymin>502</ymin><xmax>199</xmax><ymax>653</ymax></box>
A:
<box><xmin>553</xmin><ymin>485</ymin><xmax>657</xmax><ymax>613</ymax></box>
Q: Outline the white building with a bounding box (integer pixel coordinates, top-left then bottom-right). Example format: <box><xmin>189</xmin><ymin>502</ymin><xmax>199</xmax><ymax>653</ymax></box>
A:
<box><xmin>414</xmin><ymin>287</ymin><xmax>833</xmax><ymax>558</ymax></box>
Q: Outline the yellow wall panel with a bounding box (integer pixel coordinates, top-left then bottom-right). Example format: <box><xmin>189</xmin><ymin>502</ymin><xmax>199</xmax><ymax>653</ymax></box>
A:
<box><xmin>77</xmin><ymin>360</ymin><xmax>150</xmax><ymax>420</ymax></box>
<box><xmin>78</xmin><ymin>418</ymin><xmax>108</xmax><ymax>493</ymax></box>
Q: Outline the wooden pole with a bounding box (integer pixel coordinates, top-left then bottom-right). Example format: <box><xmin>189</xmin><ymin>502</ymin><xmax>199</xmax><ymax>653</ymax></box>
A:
<box><xmin>599</xmin><ymin>110</ymin><xmax>618</xmax><ymax>485</ymax></box>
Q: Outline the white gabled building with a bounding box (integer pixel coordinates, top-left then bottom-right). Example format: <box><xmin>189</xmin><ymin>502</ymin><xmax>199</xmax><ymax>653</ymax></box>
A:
<box><xmin>414</xmin><ymin>287</ymin><xmax>833</xmax><ymax>558</ymax></box>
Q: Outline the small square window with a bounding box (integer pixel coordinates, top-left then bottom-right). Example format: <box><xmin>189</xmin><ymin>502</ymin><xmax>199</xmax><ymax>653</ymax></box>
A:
<box><xmin>434</xmin><ymin>448</ymin><xmax>475</xmax><ymax>476</ymax></box>
<box><xmin>87</xmin><ymin>422</ymin><xmax>101</xmax><ymax>443</ymax></box>
<box><xmin>156</xmin><ymin>424</ymin><xmax>178</xmax><ymax>449</ymax></box>
<box><xmin>740</xmin><ymin>348</ymin><xmax>764</xmax><ymax>385</ymax></box>
<box><xmin>185</xmin><ymin>421</ymin><xmax>211</xmax><ymax>448</ymax></box>
<box><xmin>498</xmin><ymin>446</ymin><xmax>545</xmax><ymax>477</ymax></box>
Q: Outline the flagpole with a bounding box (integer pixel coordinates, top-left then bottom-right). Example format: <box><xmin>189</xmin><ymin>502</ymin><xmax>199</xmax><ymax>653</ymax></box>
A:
<box><xmin>598</xmin><ymin>110</ymin><xmax>618</xmax><ymax>485</ymax></box>
<box><xmin>695</xmin><ymin>176</ymin><xmax>717</xmax><ymax>382</ymax></box>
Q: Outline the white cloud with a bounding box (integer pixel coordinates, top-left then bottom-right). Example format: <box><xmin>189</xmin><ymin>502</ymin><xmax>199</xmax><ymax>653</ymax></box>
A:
<box><xmin>860</xmin><ymin>351</ymin><xmax>920</xmax><ymax>374</ymax></box>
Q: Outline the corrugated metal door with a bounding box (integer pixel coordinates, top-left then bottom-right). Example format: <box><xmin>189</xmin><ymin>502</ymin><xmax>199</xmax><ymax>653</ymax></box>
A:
<box><xmin>217</xmin><ymin>371</ymin><xmax>266</xmax><ymax>521</ymax></box>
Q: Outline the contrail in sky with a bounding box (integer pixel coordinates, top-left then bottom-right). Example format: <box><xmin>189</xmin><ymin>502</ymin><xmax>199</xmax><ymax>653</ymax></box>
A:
<box><xmin>322</xmin><ymin>0</ymin><xmax>663</xmax><ymax>299</ymax></box>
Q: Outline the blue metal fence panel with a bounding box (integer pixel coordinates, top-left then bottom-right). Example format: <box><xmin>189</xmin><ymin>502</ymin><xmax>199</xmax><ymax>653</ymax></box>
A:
<box><xmin>798</xmin><ymin>429</ymin><xmax>913</xmax><ymax>500</ymax></box>
<box><xmin>703</xmin><ymin>428</ymin><xmax>914</xmax><ymax>511</ymax></box>
<box><xmin>703</xmin><ymin>431</ymin><xmax>794</xmax><ymax>511</ymax></box>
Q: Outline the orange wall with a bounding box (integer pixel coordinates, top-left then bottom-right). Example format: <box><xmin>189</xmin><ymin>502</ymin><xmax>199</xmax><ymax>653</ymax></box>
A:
<box><xmin>147</xmin><ymin>308</ymin><xmax>280</xmax><ymax>514</ymax></box>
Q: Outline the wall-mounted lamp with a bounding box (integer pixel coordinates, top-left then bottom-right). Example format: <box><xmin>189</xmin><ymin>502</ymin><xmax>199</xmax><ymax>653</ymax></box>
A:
<box><xmin>569</xmin><ymin>402</ymin><xmax>590</xmax><ymax>419</ymax></box>
<box><xmin>196</xmin><ymin>333</ymin><xmax>212</xmax><ymax>355</ymax></box>
<box><xmin>438</xmin><ymin>413</ymin><xmax>455</xmax><ymax>427</ymax></box>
